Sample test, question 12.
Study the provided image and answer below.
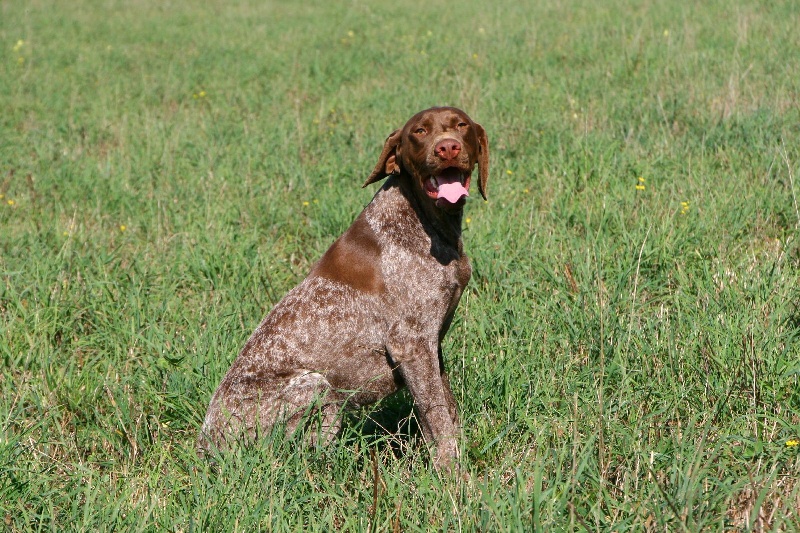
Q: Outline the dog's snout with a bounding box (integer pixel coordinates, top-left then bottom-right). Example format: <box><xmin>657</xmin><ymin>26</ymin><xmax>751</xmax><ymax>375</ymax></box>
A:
<box><xmin>435</xmin><ymin>138</ymin><xmax>461</xmax><ymax>161</ymax></box>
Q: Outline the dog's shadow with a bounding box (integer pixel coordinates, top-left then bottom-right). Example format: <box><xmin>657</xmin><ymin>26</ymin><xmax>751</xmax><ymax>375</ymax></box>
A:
<box><xmin>340</xmin><ymin>391</ymin><xmax>423</xmax><ymax>459</ymax></box>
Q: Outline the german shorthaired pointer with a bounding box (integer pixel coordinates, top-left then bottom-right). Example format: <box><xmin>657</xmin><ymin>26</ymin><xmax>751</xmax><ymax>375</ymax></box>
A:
<box><xmin>199</xmin><ymin>107</ymin><xmax>489</xmax><ymax>470</ymax></box>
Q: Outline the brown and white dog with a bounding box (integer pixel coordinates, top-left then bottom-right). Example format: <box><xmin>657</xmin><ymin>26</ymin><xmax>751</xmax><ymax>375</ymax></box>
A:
<box><xmin>199</xmin><ymin>107</ymin><xmax>489</xmax><ymax>470</ymax></box>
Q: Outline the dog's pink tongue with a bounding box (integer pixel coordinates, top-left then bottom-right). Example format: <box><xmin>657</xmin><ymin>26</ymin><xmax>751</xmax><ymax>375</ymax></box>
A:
<box><xmin>437</xmin><ymin>178</ymin><xmax>469</xmax><ymax>205</ymax></box>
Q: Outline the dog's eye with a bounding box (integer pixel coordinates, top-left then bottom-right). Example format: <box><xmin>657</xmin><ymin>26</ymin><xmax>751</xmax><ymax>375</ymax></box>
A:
<box><xmin>414</xmin><ymin>127</ymin><xmax>427</xmax><ymax>135</ymax></box>
<box><xmin>457</xmin><ymin>122</ymin><xmax>468</xmax><ymax>130</ymax></box>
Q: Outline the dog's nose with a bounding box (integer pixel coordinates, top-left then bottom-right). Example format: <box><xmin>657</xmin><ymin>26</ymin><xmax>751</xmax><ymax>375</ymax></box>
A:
<box><xmin>435</xmin><ymin>138</ymin><xmax>461</xmax><ymax>161</ymax></box>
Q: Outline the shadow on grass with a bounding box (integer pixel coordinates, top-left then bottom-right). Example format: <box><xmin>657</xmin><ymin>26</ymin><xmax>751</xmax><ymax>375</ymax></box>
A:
<box><xmin>340</xmin><ymin>390</ymin><xmax>423</xmax><ymax>460</ymax></box>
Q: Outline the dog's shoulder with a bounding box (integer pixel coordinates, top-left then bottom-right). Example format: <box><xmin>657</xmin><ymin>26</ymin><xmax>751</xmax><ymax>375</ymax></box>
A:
<box><xmin>310</xmin><ymin>213</ymin><xmax>385</xmax><ymax>295</ymax></box>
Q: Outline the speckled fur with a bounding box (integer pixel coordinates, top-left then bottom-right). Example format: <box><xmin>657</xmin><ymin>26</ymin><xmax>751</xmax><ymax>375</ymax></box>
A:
<box><xmin>199</xmin><ymin>107</ymin><xmax>489</xmax><ymax>470</ymax></box>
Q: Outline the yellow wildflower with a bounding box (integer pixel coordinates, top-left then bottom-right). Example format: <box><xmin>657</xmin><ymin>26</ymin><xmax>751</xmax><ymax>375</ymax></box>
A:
<box><xmin>302</xmin><ymin>201</ymin><xmax>310</xmax><ymax>207</ymax></box>
<box><xmin>13</xmin><ymin>39</ymin><xmax>24</xmax><ymax>52</ymax></box>
<box><xmin>465</xmin><ymin>217</ymin><xmax>471</xmax><ymax>224</ymax></box>
<box><xmin>636</xmin><ymin>176</ymin><xmax>646</xmax><ymax>191</ymax></box>
<box><xmin>7</xmin><ymin>199</ymin><xmax>16</xmax><ymax>205</ymax></box>
<box><xmin>119</xmin><ymin>225</ymin><xmax>126</xmax><ymax>232</ymax></box>
<box><xmin>787</xmin><ymin>439</ymin><xmax>799</xmax><ymax>447</ymax></box>
<box><xmin>506</xmin><ymin>169</ymin><xmax>513</xmax><ymax>175</ymax></box>
<box><xmin>680</xmin><ymin>201</ymin><xmax>689</xmax><ymax>214</ymax></box>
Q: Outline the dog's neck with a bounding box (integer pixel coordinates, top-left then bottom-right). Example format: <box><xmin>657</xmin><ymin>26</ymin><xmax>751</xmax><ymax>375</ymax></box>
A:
<box><xmin>376</xmin><ymin>175</ymin><xmax>464</xmax><ymax>255</ymax></box>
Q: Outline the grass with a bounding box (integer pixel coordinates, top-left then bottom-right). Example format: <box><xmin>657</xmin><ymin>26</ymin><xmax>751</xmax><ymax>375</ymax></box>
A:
<box><xmin>2</xmin><ymin>0</ymin><xmax>799</xmax><ymax>529</ymax></box>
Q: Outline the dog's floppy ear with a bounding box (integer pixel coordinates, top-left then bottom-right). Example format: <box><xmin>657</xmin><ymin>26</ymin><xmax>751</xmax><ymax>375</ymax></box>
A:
<box><xmin>363</xmin><ymin>128</ymin><xmax>402</xmax><ymax>188</ymax></box>
<box><xmin>473</xmin><ymin>122</ymin><xmax>490</xmax><ymax>200</ymax></box>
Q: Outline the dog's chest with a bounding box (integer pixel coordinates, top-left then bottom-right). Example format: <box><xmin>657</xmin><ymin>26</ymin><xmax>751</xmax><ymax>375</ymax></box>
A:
<box><xmin>379</xmin><ymin>239</ymin><xmax>468</xmax><ymax>318</ymax></box>
<box><xmin>364</xmin><ymin>188</ymin><xmax>471</xmax><ymax>316</ymax></box>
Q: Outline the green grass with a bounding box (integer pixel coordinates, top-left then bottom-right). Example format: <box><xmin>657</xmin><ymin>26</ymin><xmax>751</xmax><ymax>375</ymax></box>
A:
<box><xmin>2</xmin><ymin>0</ymin><xmax>800</xmax><ymax>529</ymax></box>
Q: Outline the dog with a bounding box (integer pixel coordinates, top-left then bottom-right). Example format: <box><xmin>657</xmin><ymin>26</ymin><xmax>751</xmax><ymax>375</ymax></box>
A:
<box><xmin>199</xmin><ymin>106</ymin><xmax>489</xmax><ymax>470</ymax></box>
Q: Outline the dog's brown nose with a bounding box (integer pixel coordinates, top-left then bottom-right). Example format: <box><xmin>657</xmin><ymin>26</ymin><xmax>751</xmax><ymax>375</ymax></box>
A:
<box><xmin>435</xmin><ymin>138</ymin><xmax>461</xmax><ymax>161</ymax></box>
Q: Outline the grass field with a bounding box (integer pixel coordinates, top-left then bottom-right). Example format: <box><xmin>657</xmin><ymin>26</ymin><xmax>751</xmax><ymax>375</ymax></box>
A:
<box><xmin>2</xmin><ymin>0</ymin><xmax>800</xmax><ymax>529</ymax></box>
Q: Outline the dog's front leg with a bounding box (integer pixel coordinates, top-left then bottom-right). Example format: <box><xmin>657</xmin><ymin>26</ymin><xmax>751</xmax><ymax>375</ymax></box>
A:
<box><xmin>387</xmin><ymin>324</ymin><xmax>460</xmax><ymax>471</ymax></box>
<box><xmin>438</xmin><ymin>345</ymin><xmax>460</xmax><ymax>429</ymax></box>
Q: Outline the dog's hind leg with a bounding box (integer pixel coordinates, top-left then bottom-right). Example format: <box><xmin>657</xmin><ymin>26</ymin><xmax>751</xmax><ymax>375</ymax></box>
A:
<box><xmin>277</xmin><ymin>370</ymin><xmax>344</xmax><ymax>447</ymax></box>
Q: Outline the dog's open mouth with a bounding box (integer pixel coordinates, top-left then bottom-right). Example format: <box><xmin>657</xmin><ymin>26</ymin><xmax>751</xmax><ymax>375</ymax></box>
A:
<box><xmin>424</xmin><ymin>168</ymin><xmax>470</xmax><ymax>208</ymax></box>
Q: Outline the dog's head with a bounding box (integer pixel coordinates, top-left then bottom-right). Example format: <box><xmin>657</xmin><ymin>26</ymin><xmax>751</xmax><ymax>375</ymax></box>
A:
<box><xmin>363</xmin><ymin>107</ymin><xmax>489</xmax><ymax>210</ymax></box>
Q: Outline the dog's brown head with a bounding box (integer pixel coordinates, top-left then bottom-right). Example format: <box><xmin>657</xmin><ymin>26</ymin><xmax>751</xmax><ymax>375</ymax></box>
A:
<box><xmin>363</xmin><ymin>107</ymin><xmax>489</xmax><ymax>209</ymax></box>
